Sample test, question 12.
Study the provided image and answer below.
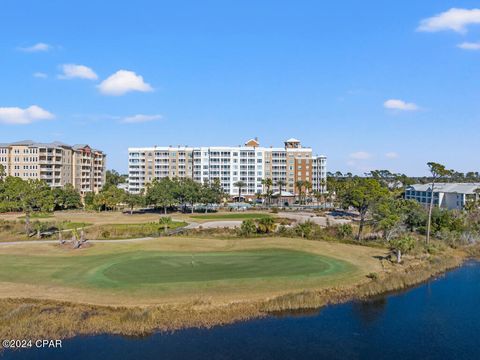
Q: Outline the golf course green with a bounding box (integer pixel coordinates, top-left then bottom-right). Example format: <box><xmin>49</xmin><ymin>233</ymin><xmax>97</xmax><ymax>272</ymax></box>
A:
<box><xmin>102</xmin><ymin>249</ymin><xmax>350</xmax><ymax>284</ymax></box>
<box><xmin>0</xmin><ymin>249</ymin><xmax>353</xmax><ymax>290</ymax></box>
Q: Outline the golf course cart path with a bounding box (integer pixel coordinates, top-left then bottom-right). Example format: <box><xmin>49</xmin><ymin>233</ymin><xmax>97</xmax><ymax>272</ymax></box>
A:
<box><xmin>278</xmin><ymin>212</ymin><xmax>351</xmax><ymax>226</ymax></box>
<box><xmin>186</xmin><ymin>220</ymin><xmax>243</xmax><ymax>229</ymax></box>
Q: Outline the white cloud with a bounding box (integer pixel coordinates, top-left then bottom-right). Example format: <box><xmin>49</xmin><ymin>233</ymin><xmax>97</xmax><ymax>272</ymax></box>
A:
<box><xmin>0</xmin><ymin>105</ymin><xmax>55</xmax><ymax>125</ymax></box>
<box><xmin>346</xmin><ymin>160</ymin><xmax>371</xmax><ymax>172</ymax></box>
<box><xmin>458</xmin><ymin>41</ymin><xmax>480</xmax><ymax>50</ymax></box>
<box><xmin>418</xmin><ymin>8</ymin><xmax>480</xmax><ymax>33</ymax></box>
<box><xmin>384</xmin><ymin>99</ymin><xmax>419</xmax><ymax>111</ymax></box>
<box><xmin>122</xmin><ymin>114</ymin><xmax>162</xmax><ymax>123</ymax></box>
<box><xmin>58</xmin><ymin>64</ymin><xmax>98</xmax><ymax>80</ymax></box>
<box><xmin>349</xmin><ymin>151</ymin><xmax>371</xmax><ymax>160</ymax></box>
<box><xmin>18</xmin><ymin>42</ymin><xmax>51</xmax><ymax>52</ymax></box>
<box><xmin>97</xmin><ymin>70</ymin><xmax>153</xmax><ymax>96</ymax></box>
<box><xmin>33</xmin><ymin>72</ymin><xmax>48</xmax><ymax>79</ymax></box>
<box><xmin>385</xmin><ymin>152</ymin><xmax>399</xmax><ymax>159</ymax></box>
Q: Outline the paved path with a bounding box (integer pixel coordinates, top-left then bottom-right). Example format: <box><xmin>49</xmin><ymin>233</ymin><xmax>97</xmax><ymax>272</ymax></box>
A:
<box><xmin>185</xmin><ymin>220</ymin><xmax>242</xmax><ymax>229</ymax></box>
<box><xmin>278</xmin><ymin>212</ymin><xmax>351</xmax><ymax>226</ymax></box>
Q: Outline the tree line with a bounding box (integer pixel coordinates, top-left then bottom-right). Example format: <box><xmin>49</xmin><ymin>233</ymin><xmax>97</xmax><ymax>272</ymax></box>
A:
<box><xmin>84</xmin><ymin>176</ymin><xmax>225</xmax><ymax>214</ymax></box>
<box><xmin>327</xmin><ymin>163</ymin><xmax>480</xmax><ymax>260</ymax></box>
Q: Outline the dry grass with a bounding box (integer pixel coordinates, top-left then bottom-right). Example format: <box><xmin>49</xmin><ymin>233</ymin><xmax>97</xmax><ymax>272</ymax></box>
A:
<box><xmin>84</xmin><ymin>221</ymin><xmax>186</xmax><ymax>239</ymax></box>
<box><xmin>0</xmin><ymin>210</ymin><xmax>279</xmax><ymax>225</ymax></box>
<box><xmin>0</xmin><ymin>211</ymin><xmax>187</xmax><ymax>241</ymax></box>
<box><xmin>0</xmin><ymin>210</ymin><xmax>179</xmax><ymax>226</ymax></box>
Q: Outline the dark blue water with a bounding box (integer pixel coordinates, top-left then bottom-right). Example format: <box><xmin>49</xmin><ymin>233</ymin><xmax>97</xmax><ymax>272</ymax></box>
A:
<box><xmin>3</xmin><ymin>261</ymin><xmax>480</xmax><ymax>360</ymax></box>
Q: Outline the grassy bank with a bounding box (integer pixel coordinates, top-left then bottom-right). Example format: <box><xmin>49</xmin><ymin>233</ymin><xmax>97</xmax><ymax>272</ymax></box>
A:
<box><xmin>0</xmin><ymin>246</ymin><xmax>467</xmax><ymax>343</ymax></box>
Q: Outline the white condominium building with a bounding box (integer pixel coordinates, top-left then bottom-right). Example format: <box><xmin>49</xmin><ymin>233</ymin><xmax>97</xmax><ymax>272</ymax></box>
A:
<box><xmin>405</xmin><ymin>183</ymin><xmax>480</xmax><ymax>210</ymax></box>
<box><xmin>0</xmin><ymin>140</ymin><xmax>106</xmax><ymax>195</ymax></box>
<box><xmin>128</xmin><ymin>138</ymin><xmax>327</xmax><ymax>197</ymax></box>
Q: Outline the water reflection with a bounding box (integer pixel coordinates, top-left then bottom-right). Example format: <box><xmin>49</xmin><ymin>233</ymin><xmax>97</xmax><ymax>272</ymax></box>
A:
<box><xmin>269</xmin><ymin>307</ymin><xmax>323</xmax><ymax>319</ymax></box>
<box><xmin>351</xmin><ymin>297</ymin><xmax>387</xmax><ymax>326</ymax></box>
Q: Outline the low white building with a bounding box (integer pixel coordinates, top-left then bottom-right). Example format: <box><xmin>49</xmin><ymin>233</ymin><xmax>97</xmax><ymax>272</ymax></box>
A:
<box><xmin>405</xmin><ymin>183</ymin><xmax>480</xmax><ymax>210</ymax></box>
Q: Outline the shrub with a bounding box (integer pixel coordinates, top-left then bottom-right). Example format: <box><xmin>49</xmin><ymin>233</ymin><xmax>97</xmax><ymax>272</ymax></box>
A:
<box><xmin>389</xmin><ymin>235</ymin><xmax>416</xmax><ymax>263</ymax></box>
<box><xmin>275</xmin><ymin>218</ymin><xmax>293</xmax><ymax>226</ymax></box>
<box><xmin>276</xmin><ymin>225</ymin><xmax>288</xmax><ymax>236</ymax></box>
<box><xmin>294</xmin><ymin>221</ymin><xmax>314</xmax><ymax>238</ymax></box>
<box><xmin>366</xmin><ymin>272</ymin><xmax>379</xmax><ymax>280</ymax></box>
<box><xmin>256</xmin><ymin>217</ymin><xmax>276</xmax><ymax>234</ymax></box>
<box><xmin>336</xmin><ymin>224</ymin><xmax>353</xmax><ymax>239</ymax></box>
<box><xmin>159</xmin><ymin>216</ymin><xmax>172</xmax><ymax>224</ymax></box>
<box><xmin>424</xmin><ymin>242</ymin><xmax>445</xmax><ymax>255</ymax></box>
<box><xmin>238</xmin><ymin>220</ymin><xmax>256</xmax><ymax>237</ymax></box>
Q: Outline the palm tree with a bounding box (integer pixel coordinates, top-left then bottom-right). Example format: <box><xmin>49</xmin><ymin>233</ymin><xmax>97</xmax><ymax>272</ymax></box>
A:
<box><xmin>276</xmin><ymin>180</ymin><xmax>287</xmax><ymax>205</ymax></box>
<box><xmin>475</xmin><ymin>188</ymin><xmax>480</xmax><ymax>208</ymax></box>
<box><xmin>319</xmin><ymin>179</ymin><xmax>327</xmax><ymax>194</ymax></box>
<box><xmin>426</xmin><ymin>162</ymin><xmax>453</xmax><ymax>244</ymax></box>
<box><xmin>295</xmin><ymin>180</ymin><xmax>305</xmax><ymax>205</ymax></box>
<box><xmin>304</xmin><ymin>181</ymin><xmax>312</xmax><ymax>204</ymax></box>
<box><xmin>261</xmin><ymin>178</ymin><xmax>273</xmax><ymax>206</ymax></box>
<box><xmin>313</xmin><ymin>190</ymin><xmax>324</xmax><ymax>208</ymax></box>
<box><xmin>233</xmin><ymin>181</ymin><xmax>246</xmax><ymax>203</ymax></box>
<box><xmin>159</xmin><ymin>216</ymin><xmax>172</xmax><ymax>233</ymax></box>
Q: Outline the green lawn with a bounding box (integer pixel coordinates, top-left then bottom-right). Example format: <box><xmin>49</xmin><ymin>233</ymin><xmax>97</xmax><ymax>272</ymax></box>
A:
<box><xmin>59</xmin><ymin>221</ymin><xmax>92</xmax><ymax>230</ymax></box>
<box><xmin>0</xmin><ymin>249</ymin><xmax>354</xmax><ymax>291</ymax></box>
<box><xmin>190</xmin><ymin>213</ymin><xmax>272</xmax><ymax>220</ymax></box>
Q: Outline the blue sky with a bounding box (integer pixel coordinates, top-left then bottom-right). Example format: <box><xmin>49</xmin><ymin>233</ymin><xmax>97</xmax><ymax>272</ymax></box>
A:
<box><xmin>1</xmin><ymin>0</ymin><xmax>479</xmax><ymax>175</ymax></box>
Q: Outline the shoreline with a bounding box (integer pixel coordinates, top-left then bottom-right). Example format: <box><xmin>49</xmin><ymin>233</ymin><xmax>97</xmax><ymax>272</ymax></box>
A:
<box><xmin>0</xmin><ymin>247</ymin><xmax>470</xmax><ymax>344</ymax></box>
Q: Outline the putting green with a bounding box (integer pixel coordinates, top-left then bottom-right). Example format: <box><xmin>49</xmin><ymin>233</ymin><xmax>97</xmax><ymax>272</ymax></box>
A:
<box><xmin>0</xmin><ymin>249</ymin><xmax>354</xmax><ymax>290</ymax></box>
<box><xmin>102</xmin><ymin>249</ymin><xmax>349</xmax><ymax>284</ymax></box>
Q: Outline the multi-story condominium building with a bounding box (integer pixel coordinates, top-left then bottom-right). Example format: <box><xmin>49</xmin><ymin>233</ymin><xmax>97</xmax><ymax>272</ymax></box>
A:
<box><xmin>72</xmin><ymin>144</ymin><xmax>107</xmax><ymax>194</ymax></box>
<box><xmin>128</xmin><ymin>138</ymin><xmax>327</xmax><ymax>197</ymax></box>
<box><xmin>405</xmin><ymin>183</ymin><xmax>480</xmax><ymax>210</ymax></box>
<box><xmin>0</xmin><ymin>140</ymin><xmax>106</xmax><ymax>195</ymax></box>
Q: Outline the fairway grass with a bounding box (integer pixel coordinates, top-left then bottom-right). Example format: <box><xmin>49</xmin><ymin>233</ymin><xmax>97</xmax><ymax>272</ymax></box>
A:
<box><xmin>0</xmin><ymin>237</ymin><xmax>386</xmax><ymax>306</ymax></box>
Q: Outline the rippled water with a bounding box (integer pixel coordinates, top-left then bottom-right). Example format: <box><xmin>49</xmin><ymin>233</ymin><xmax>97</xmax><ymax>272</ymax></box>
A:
<box><xmin>3</xmin><ymin>261</ymin><xmax>480</xmax><ymax>360</ymax></box>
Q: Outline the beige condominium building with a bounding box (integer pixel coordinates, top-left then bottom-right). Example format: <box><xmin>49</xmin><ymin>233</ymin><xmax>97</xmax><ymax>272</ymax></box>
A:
<box><xmin>128</xmin><ymin>138</ymin><xmax>327</xmax><ymax>197</ymax></box>
<box><xmin>0</xmin><ymin>140</ymin><xmax>106</xmax><ymax>195</ymax></box>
